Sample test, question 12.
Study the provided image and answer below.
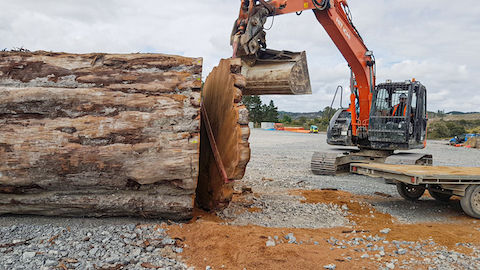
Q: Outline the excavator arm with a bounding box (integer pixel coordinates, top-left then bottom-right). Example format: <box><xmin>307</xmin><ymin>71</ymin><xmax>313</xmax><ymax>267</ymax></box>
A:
<box><xmin>231</xmin><ymin>0</ymin><xmax>376</xmax><ymax>136</ymax></box>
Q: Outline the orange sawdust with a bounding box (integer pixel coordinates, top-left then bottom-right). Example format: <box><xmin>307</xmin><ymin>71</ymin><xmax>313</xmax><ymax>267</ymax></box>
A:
<box><xmin>384</xmin><ymin>222</ymin><xmax>480</xmax><ymax>251</ymax></box>
<box><xmin>248</xmin><ymin>207</ymin><xmax>262</xmax><ymax>213</ymax></box>
<box><xmin>164</xmin><ymin>189</ymin><xmax>480</xmax><ymax>269</ymax></box>
<box><xmin>290</xmin><ymin>189</ymin><xmax>395</xmax><ymax>227</ymax></box>
<box><xmin>166</xmin><ymin>220</ymin><xmax>478</xmax><ymax>270</ymax></box>
<box><xmin>167</xmin><ymin>221</ymin><xmax>375</xmax><ymax>270</ymax></box>
<box><xmin>189</xmin><ymin>207</ymin><xmax>225</xmax><ymax>224</ymax></box>
<box><xmin>291</xmin><ymin>189</ymin><xmax>480</xmax><ymax>251</ymax></box>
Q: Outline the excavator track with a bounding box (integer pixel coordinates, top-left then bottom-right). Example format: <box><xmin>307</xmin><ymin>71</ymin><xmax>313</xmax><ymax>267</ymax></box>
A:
<box><xmin>311</xmin><ymin>152</ymin><xmax>342</xmax><ymax>175</ymax></box>
<box><xmin>311</xmin><ymin>150</ymin><xmax>432</xmax><ymax>176</ymax></box>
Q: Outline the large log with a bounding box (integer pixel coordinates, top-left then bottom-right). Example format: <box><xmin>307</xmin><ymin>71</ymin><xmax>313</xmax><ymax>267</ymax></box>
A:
<box><xmin>0</xmin><ymin>51</ymin><xmax>203</xmax><ymax>219</ymax></box>
<box><xmin>196</xmin><ymin>58</ymin><xmax>251</xmax><ymax>210</ymax></box>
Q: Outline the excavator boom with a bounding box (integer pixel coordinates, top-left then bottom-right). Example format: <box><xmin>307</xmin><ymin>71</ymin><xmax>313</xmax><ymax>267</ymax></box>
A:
<box><xmin>232</xmin><ymin>0</ymin><xmax>430</xmax><ymax>175</ymax></box>
<box><xmin>231</xmin><ymin>0</ymin><xmax>376</xmax><ymax>137</ymax></box>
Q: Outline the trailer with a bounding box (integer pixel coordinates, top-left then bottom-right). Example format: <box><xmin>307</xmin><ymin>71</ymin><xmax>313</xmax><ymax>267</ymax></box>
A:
<box><xmin>350</xmin><ymin>163</ymin><xmax>480</xmax><ymax>218</ymax></box>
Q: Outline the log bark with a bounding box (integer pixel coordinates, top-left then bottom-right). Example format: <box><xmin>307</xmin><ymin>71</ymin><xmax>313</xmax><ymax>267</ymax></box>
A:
<box><xmin>196</xmin><ymin>58</ymin><xmax>251</xmax><ymax>210</ymax></box>
<box><xmin>0</xmin><ymin>51</ymin><xmax>202</xmax><ymax>219</ymax></box>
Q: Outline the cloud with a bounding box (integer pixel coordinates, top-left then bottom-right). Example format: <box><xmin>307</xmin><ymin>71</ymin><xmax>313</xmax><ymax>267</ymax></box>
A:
<box><xmin>0</xmin><ymin>0</ymin><xmax>478</xmax><ymax>112</ymax></box>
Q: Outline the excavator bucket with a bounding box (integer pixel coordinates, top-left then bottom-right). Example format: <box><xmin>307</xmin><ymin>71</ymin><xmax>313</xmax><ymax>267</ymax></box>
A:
<box><xmin>241</xmin><ymin>49</ymin><xmax>312</xmax><ymax>95</ymax></box>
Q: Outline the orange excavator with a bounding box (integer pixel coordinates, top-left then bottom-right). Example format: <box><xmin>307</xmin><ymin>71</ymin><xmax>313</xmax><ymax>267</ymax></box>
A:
<box><xmin>231</xmin><ymin>0</ymin><xmax>432</xmax><ymax>177</ymax></box>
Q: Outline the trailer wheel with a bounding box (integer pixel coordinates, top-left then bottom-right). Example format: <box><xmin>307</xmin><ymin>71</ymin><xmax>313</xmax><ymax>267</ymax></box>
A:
<box><xmin>396</xmin><ymin>182</ymin><xmax>425</xmax><ymax>201</ymax></box>
<box><xmin>427</xmin><ymin>187</ymin><xmax>452</xmax><ymax>202</ymax></box>
<box><xmin>460</xmin><ymin>185</ymin><xmax>480</xmax><ymax>219</ymax></box>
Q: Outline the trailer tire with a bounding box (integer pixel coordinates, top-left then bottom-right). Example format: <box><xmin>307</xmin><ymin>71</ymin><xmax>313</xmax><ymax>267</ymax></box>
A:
<box><xmin>396</xmin><ymin>182</ymin><xmax>425</xmax><ymax>201</ymax></box>
<box><xmin>460</xmin><ymin>185</ymin><xmax>480</xmax><ymax>219</ymax></box>
<box><xmin>427</xmin><ymin>187</ymin><xmax>452</xmax><ymax>202</ymax></box>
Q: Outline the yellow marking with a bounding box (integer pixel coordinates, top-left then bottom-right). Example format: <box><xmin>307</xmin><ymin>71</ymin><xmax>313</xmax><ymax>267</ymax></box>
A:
<box><xmin>304</xmin><ymin>2</ymin><xmax>309</xmax><ymax>8</ymax></box>
<box><xmin>191</xmin><ymin>140</ymin><xmax>198</xmax><ymax>144</ymax></box>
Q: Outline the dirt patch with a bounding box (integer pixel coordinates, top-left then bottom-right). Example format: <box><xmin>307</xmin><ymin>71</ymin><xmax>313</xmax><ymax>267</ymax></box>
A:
<box><xmin>291</xmin><ymin>189</ymin><xmax>395</xmax><ymax>227</ymax></box>
<box><xmin>292</xmin><ymin>189</ymin><xmax>480</xmax><ymax>250</ymax></box>
<box><xmin>188</xmin><ymin>208</ymin><xmax>225</xmax><ymax>224</ymax></box>
<box><xmin>248</xmin><ymin>207</ymin><xmax>262</xmax><ymax>213</ymax></box>
<box><xmin>167</xmin><ymin>219</ymin><xmax>480</xmax><ymax>269</ymax></box>
<box><xmin>166</xmin><ymin>190</ymin><xmax>480</xmax><ymax>269</ymax></box>
<box><xmin>167</xmin><ymin>221</ymin><xmax>374</xmax><ymax>270</ymax></box>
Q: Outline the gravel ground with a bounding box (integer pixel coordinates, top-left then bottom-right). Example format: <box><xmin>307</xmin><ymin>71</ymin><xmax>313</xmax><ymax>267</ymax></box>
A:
<box><xmin>219</xmin><ymin>193</ymin><xmax>349</xmax><ymax>228</ymax></box>
<box><xmin>218</xmin><ymin>129</ymin><xmax>480</xmax><ymax>269</ymax></box>
<box><xmin>0</xmin><ymin>221</ymin><xmax>189</xmax><ymax>270</ymax></box>
<box><xmin>235</xmin><ymin>129</ymin><xmax>480</xmax><ymax>223</ymax></box>
<box><xmin>1</xmin><ymin>129</ymin><xmax>480</xmax><ymax>269</ymax></box>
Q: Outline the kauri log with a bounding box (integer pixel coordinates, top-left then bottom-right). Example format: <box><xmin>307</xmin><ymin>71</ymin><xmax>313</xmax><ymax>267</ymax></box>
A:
<box><xmin>0</xmin><ymin>51</ymin><xmax>202</xmax><ymax>219</ymax></box>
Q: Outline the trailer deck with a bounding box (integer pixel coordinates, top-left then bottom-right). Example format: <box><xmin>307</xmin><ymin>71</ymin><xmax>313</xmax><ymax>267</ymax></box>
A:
<box><xmin>350</xmin><ymin>163</ymin><xmax>480</xmax><ymax>185</ymax></box>
<box><xmin>350</xmin><ymin>163</ymin><xmax>480</xmax><ymax>219</ymax></box>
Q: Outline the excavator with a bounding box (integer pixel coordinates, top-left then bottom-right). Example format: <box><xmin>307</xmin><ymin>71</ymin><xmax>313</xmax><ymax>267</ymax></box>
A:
<box><xmin>231</xmin><ymin>0</ymin><xmax>432</xmax><ymax>180</ymax></box>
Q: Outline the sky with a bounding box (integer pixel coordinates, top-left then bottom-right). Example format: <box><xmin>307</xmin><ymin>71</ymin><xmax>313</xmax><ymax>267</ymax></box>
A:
<box><xmin>1</xmin><ymin>0</ymin><xmax>479</xmax><ymax>112</ymax></box>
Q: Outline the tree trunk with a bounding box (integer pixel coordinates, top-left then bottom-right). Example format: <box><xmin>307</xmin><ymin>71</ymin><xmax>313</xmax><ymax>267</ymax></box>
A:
<box><xmin>0</xmin><ymin>51</ymin><xmax>202</xmax><ymax>219</ymax></box>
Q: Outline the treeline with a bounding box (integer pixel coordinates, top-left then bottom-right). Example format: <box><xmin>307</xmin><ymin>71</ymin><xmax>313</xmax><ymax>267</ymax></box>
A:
<box><xmin>241</xmin><ymin>96</ymin><xmax>480</xmax><ymax>137</ymax></box>
<box><xmin>242</xmin><ymin>96</ymin><xmax>338</xmax><ymax>131</ymax></box>
<box><xmin>279</xmin><ymin>107</ymin><xmax>337</xmax><ymax>131</ymax></box>
<box><xmin>242</xmin><ymin>96</ymin><xmax>279</xmax><ymax>123</ymax></box>
<box><xmin>428</xmin><ymin>119</ymin><xmax>480</xmax><ymax>139</ymax></box>
<box><xmin>429</xmin><ymin>110</ymin><xmax>479</xmax><ymax>118</ymax></box>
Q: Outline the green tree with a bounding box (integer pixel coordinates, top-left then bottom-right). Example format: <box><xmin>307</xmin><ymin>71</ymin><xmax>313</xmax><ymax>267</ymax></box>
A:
<box><xmin>445</xmin><ymin>122</ymin><xmax>466</xmax><ymax>136</ymax></box>
<box><xmin>281</xmin><ymin>115</ymin><xmax>292</xmax><ymax>124</ymax></box>
<box><xmin>437</xmin><ymin>110</ymin><xmax>446</xmax><ymax>119</ymax></box>
<box><xmin>427</xmin><ymin>120</ymin><xmax>466</xmax><ymax>139</ymax></box>
<box><xmin>322</xmin><ymin>106</ymin><xmax>337</xmax><ymax>121</ymax></box>
<box><xmin>260</xmin><ymin>103</ymin><xmax>268</xmax><ymax>122</ymax></box>
<box><xmin>242</xmin><ymin>95</ymin><xmax>263</xmax><ymax>124</ymax></box>
<box><xmin>293</xmin><ymin>116</ymin><xmax>308</xmax><ymax>127</ymax></box>
<box><xmin>263</xmin><ymin>100</ymin><xmax>279</xmax><ymax>122</ymax></box>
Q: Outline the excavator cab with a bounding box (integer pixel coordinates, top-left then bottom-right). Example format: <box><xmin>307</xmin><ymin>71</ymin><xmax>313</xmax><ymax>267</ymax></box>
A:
<box><xmin>368</xmin><ymin>81</ymin><xmax>428</xmax><ymax>150</ymax></box>
<box><xmin>327</xmin><ymin>80</ymin><xmax>428</xmax><ymax>150</ymax></box>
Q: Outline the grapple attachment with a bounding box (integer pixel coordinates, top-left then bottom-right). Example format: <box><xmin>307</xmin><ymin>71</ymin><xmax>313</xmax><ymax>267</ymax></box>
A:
<box><xmin>241</xmin><ymin>49</ymin><xmax>312</xmax><ymax>95</ymax></box>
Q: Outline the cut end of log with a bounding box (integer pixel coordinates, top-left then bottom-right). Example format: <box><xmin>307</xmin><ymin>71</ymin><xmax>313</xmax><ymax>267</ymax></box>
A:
<box><xmin>196</xmin><ymin>58</ymin><xmax>251</xmax><ymax>211</ymax></box>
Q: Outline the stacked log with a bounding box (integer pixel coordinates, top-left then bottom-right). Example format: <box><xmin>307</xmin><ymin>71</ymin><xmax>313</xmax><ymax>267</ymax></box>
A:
<box><xmin>0</xmin><ymin>51</ymin><xmax>203</xmax><ymax>219</ymax></box>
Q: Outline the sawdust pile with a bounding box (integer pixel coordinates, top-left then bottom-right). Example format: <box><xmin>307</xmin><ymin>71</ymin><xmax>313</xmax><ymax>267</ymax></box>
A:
<box><xmin>165</xmin><ymin>190</ymin><xmax>480</xmax><ymax>269</ymax></box>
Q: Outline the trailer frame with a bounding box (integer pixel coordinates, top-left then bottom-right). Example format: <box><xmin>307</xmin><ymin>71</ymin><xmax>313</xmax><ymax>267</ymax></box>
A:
<box><xmin>350</xmin><ymin>162</ymin><xmax>480</xmax><ymax>218</ymax></box>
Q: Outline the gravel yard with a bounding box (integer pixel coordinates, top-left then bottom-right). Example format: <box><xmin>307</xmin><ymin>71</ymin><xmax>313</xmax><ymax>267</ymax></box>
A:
<box><xmin>1</xmin><ymin>129</ymin><xmax>480</xmax><ymax>269</ymax></box>
<box><xmin>237</xmin><ymin>130</ymin><xmax>480</xmax><ymax>224</ymax></box>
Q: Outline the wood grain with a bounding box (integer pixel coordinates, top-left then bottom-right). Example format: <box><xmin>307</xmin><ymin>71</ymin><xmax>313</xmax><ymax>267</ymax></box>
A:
<box><xmin>196</xmin><ymin>58</ymin><xmax>251</xmax><ymax>210</ymax></box>
<box><xmin>0</xmin><ymin>51</ymin><xmax>202</xmax><ymax>219</ymax></box>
